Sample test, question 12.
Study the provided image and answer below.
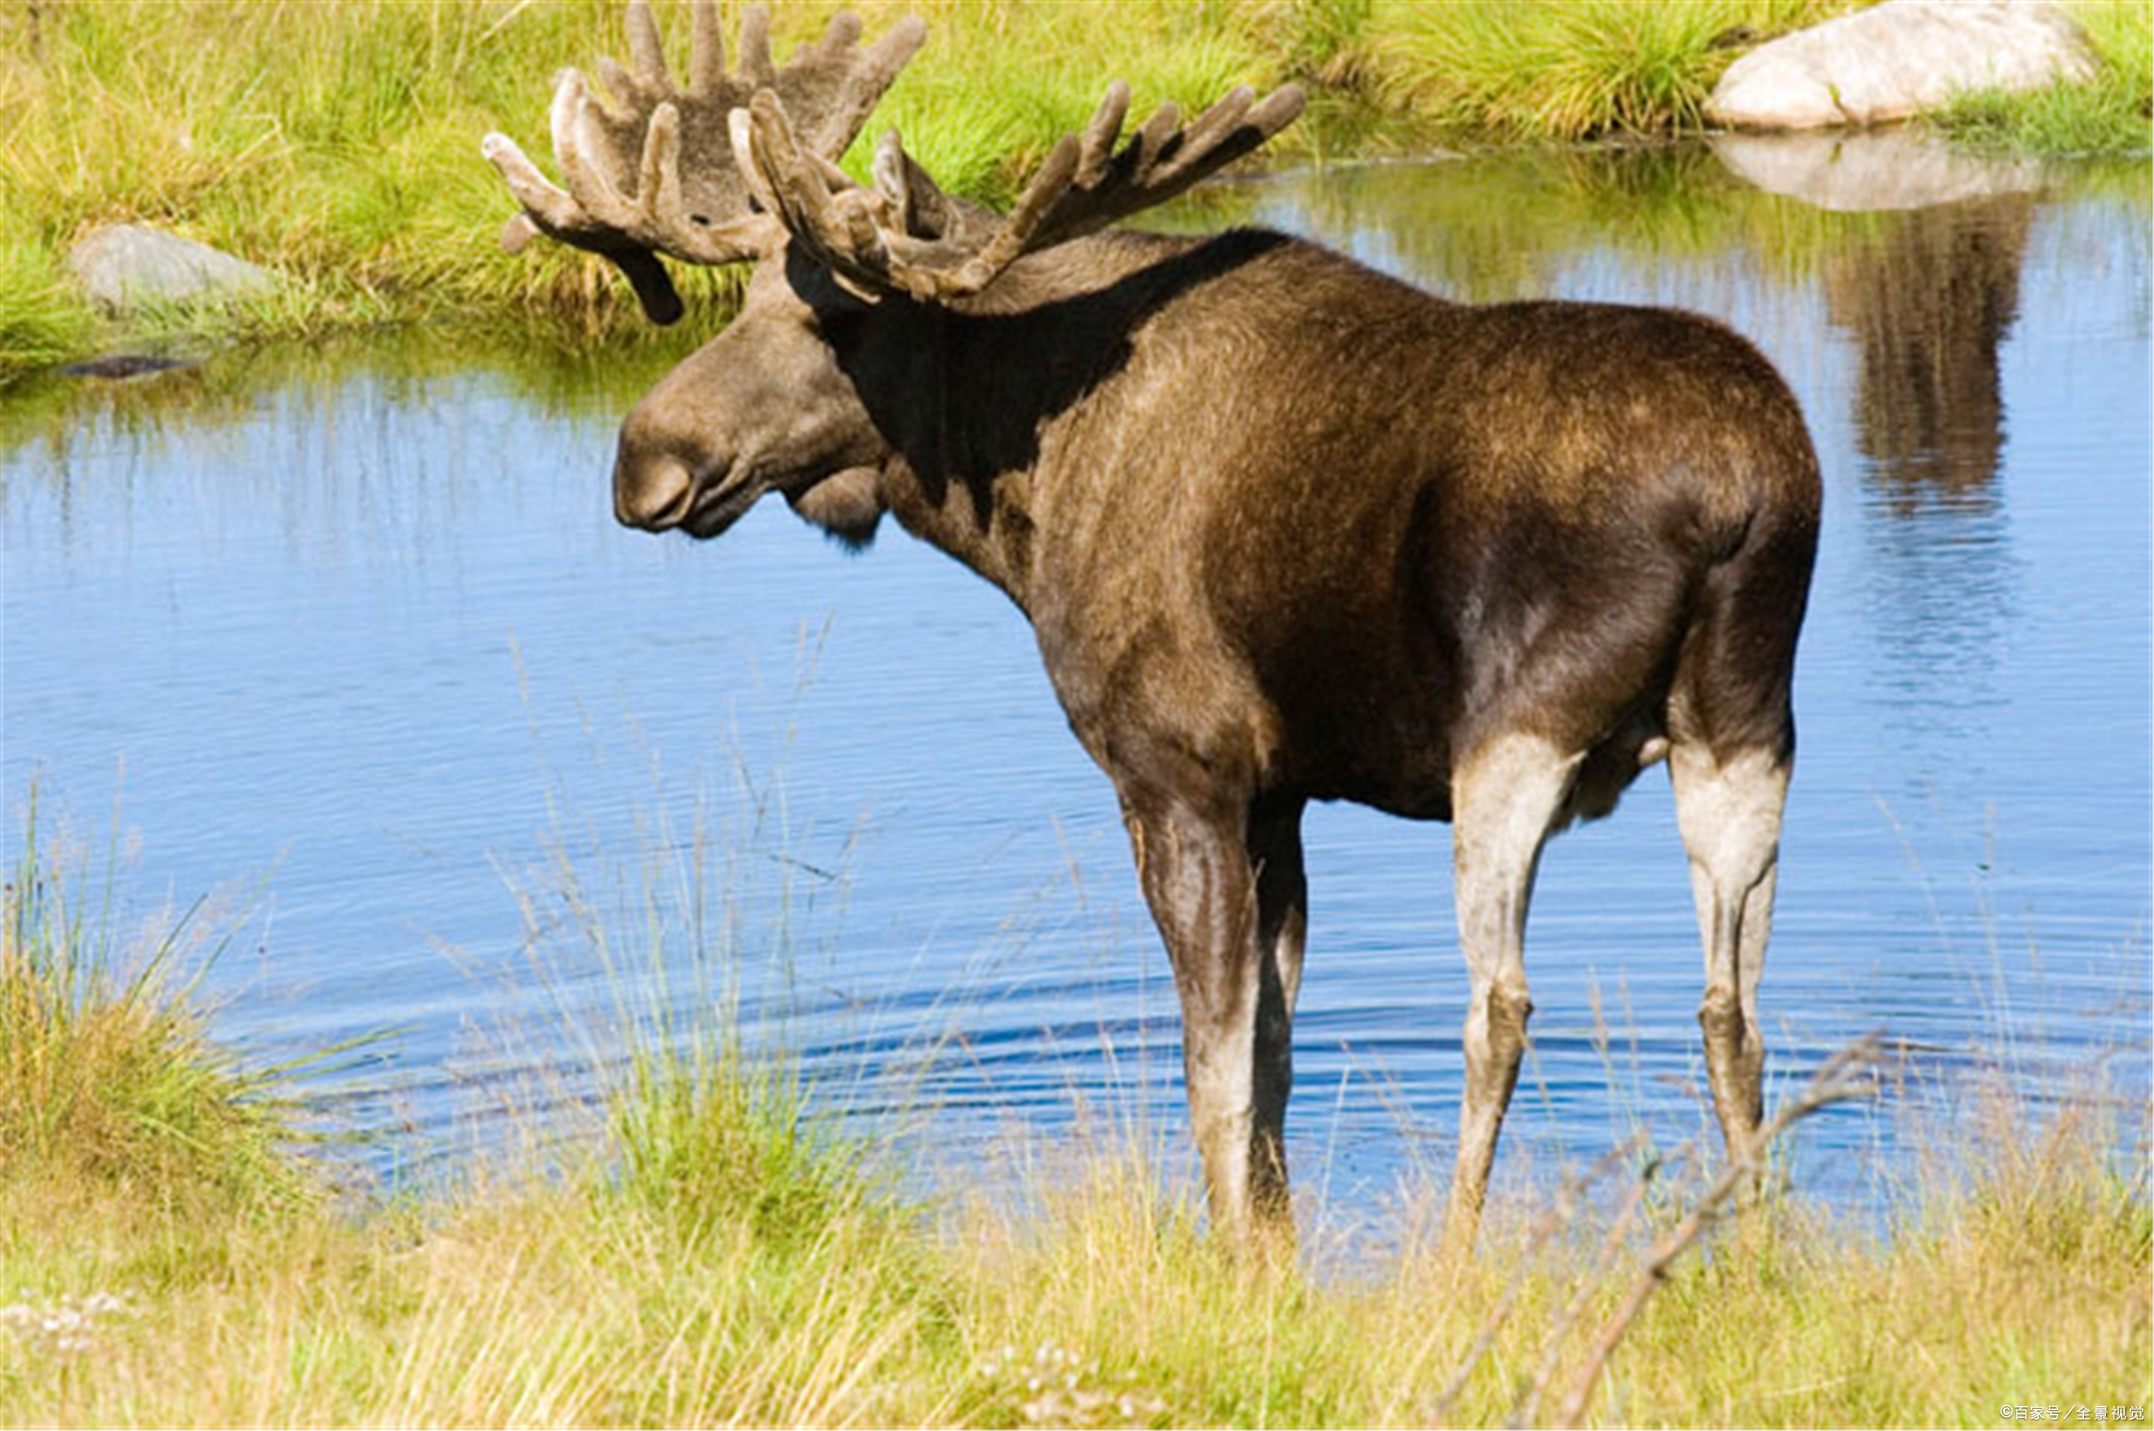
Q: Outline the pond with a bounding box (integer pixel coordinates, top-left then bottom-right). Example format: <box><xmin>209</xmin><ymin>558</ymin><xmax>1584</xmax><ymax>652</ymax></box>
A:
<box><xmin>5</xmin><ymin>132</ymin><xmax>2148</xmax><ymax>1213</ymax></box>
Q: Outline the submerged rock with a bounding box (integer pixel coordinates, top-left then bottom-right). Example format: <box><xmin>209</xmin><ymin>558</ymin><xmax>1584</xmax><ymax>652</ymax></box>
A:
<box><xmin>67</xmin><ymin>223</ymin><xmax>280</xmax><ymax>313</ymax></box>
<box><xmin>1706</xmin><ymin>0</ymin><xmax>2095</xmax><ymax>131</ymax></box>
<box><xmin>59</xmin><ymin>353</ymin><xmax>200</xmax><ymax>380</ymax></box>
<box><xmin>1711</xmin><ymin>127</ymin><xmax>2049</xmax><ymax>211</ymax></box>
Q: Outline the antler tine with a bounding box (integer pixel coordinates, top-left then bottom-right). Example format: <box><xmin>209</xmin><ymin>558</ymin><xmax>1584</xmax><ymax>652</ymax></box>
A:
<box><xmin>798</xmin><ymin>14</ymin><xmax>927</xmax><ymax>159</ymax></box>
<box><xmin>871</xmin><ymin>124</ymin><xmax>966</xmax><ymax>242</ymax></box>
<box><xmin>483</xmin><ymin>129</ymin><xmax>585</xmax><ymax>245</ymax></box>
<box><xmin>625</xmin><ymin>0</ymin><xmax>669</xmax><ymax>88</ymax></box>
<box><xmin>970</xmin><ymin>135</ymin><xmax>1083</xmax><ymax>281</ymax></box>
<box><xmin>1169</xmin><ymin>87</ymin><xmax>1257</xmax><ymax>176</ymax></box>
<box><xmin>558</xmin><ymin>72</ymin><xmax>636</xmax><ymax>228</ymax></box>
<box><xmin>813</xmin><ymin>11</ymin><xmax>864</xmax><ymax>58</ymax></box>
<box><xmin>1129</xmin><ymin>99</ymin><xmax>1183</xmax><ymax>174</ymax></box>
<box><xmin>738</xmin><ymin>5</ymin><xmax>776</xmax><ymax>87</ymax></box>
<box><xmin>1075</xmin><ymin>81</ymin><xmax>1132</xmax><ymax>188</ymax></box>
<box><xmin>687</xmin><ymin>0</ymin><xmax>725</xmax><ymax>99</ymax></box>
<box><xmin>592</xmin><ymin>0</ymin><xmax>671</xmax><ymax>113</ymax></box>
<box><xmin>726</xmin><ymin>106</ymin><xmax>784</xmax><ymax>219</ymax></box>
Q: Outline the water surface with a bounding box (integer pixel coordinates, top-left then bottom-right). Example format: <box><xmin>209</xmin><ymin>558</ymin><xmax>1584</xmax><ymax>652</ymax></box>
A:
<box><xmin>6</xmin><ymin>138</ymin><xmax>2148</xmax><ymax>1209</ymax></box>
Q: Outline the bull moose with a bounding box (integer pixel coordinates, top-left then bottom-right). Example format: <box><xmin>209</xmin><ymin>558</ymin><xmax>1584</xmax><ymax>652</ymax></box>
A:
<box><xmin>483</xmin><ymin>2</ymin><xmax>1821</xmax><ymax>1250</ymax></box>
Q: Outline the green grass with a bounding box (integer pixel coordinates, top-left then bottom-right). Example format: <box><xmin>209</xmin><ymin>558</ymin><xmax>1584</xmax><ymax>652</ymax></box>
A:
<box><xmin>1929</xmin><ymin>0</ymin><xmax>2153</xmax><ymax>155</ymax></box>
<box><xmin>1362</xmin><ymin>0</ymin><xmax>1869</xmax><ymax>141</ymax></box>
<box><xmin>0</xmin><ymin>225</ymin><xmax>96</xmax><ymax>373</ymax></box>
<box><xmin>3</xmin><ymin>795</ymin><xmax>2148</xmax><ymax>1426</ymax></box>
<box><xmin>6</xmin><ymin>0</ymin><xmax>2147</xmax><ymax>380</ymax></box>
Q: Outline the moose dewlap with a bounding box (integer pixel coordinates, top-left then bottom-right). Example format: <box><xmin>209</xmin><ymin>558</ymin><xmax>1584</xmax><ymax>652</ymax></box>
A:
<box><xmin>484</xmin><ymin>1</ymin><xmax>1821</xmax><ymax>1249</ymax></box>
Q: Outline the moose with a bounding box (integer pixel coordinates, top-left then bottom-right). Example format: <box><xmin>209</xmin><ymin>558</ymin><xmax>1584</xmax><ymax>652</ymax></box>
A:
<box><xmin>484</xmin><ymin>3</ymin><xmax>1821</xmax><ymax>1250</ymax></box>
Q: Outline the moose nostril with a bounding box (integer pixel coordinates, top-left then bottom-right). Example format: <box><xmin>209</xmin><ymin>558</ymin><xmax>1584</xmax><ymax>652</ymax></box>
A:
<box><xmin>614</xmin><ymin>457</ymin><xmax>694</xmax><ymax>530</ymax></box>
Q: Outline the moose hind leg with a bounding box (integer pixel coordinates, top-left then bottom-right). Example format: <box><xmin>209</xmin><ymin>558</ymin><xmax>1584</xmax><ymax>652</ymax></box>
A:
<box><xmin>1442</xmin><ymin>733</ymin><xmax>1581</xmax><ymax>1255</ymax></box>
<box><xmin>1668</xmin><ymin>742</ymin><xmax>1789</xmax><ymax>1164</ymax></box>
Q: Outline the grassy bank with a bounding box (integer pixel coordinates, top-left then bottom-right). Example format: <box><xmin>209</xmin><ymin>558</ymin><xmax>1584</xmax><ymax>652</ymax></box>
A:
<box><xmin>5</xmin><ymin>0</ymin><xmax>2149</xmax><ymax>381</ymax></box>
<box><xmin>3</xmin><ymin>814</ymin><xmax>2148</xmax><ymax>1428</ymax></box>
<box><xmin>1929</xmin><ymin>0</ymin><xmax>2154</xmax><ymax>155</ymax></box>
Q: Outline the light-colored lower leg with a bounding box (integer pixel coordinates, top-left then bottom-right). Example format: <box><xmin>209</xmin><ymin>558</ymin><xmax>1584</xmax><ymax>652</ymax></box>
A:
<box><xmin>1184</xmin><ymin>1010</ymin><xmax>1259</xmax><ymax>1235</ymax></box>
<box><xmin>1670</xmin><ymin>743</ymin><xmax>1789</xmax><ymax>1163</ymax></box>
<box><xmin>1122</xmin><ymin>792</ymin><xmax>1278</xmax><ymax>1243</ymax></box>
<box><xmin>1441</xmin><ymin>733</ymin><xmax>1580</xmax><ymax>1256</ymax></box>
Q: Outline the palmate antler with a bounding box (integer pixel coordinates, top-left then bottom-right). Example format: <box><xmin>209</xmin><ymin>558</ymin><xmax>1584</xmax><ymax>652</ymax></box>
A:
<box><xmin>732</xmin><ymin>79</ymin><xmax>1308</xmax><ymax>303</ymax></box>
<box><xmin>485</xmin><ymin>2</ymin><xmax>1304</xmax><ymax>314</ymax></box>
<box><xmin>481</xmin><ymin>0</ymin><xmax>924</xmax><ymax>323</ymax></box>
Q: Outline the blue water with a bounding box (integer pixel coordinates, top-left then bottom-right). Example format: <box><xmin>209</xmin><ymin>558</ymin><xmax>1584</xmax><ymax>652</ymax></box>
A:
<box><xmin>5</xmin><ymin>140</ymin><xmax>2148</xmax><ymax>1211</ymax></box>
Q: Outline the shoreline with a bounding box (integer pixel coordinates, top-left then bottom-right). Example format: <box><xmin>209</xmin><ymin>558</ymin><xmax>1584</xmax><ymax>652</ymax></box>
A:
<box><xmin>3</xmin><ymin>0</ymin><xmax>2147</xmax><ymax>380</ymax></box>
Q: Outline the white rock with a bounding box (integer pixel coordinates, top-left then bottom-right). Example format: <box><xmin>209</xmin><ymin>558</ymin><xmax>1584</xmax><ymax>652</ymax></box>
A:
<box><xmin>1707</xmin><ymin>0</ymin><xmax>2096</xmax><ymax>130</ymax></box>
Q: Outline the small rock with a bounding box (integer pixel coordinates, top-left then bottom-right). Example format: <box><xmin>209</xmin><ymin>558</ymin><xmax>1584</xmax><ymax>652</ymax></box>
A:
<box><xmin>67</xmin><ymin>223</ymin><xmax>280</xmax><ymax>313</ymax></box>
<box><xmin>1706</xmin><ymin>0</ymin><xmax>2096</xmax><ymax>131</ymax></box>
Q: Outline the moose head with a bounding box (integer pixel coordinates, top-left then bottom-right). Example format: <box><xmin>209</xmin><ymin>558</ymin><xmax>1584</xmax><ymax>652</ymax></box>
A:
<box><xmin>484</xmin><ymin>4</ymin><xmax>1301</xmax><ymax>551</ymax></box>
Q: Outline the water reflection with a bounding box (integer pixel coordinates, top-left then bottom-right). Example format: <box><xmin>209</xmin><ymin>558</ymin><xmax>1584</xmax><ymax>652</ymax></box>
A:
<box><xmin>1828</xmin><ymin>197</ymin><xmax>2035</xmax><ymax>738</ymax></box>
<box><xmin>2</xmin><ymin>327</ymin><xmax>705</xmax><ymax>562</ymax></box>
<box><xmin>1826</xmin><ymin>196</ymin><xmax>2034</xmax><ymax>510</ymax></box>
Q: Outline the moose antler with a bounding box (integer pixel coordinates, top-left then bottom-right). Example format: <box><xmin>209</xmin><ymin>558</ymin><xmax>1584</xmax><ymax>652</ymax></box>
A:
<box><xmin>481</xmin><ymin>1</ymin><xmax>925</xmax><ymax>323</ymax></box>
<box><xmin>732</xmin><ymin>78</ymin><xmax>1308</xmax><ymax>303</ymax></box>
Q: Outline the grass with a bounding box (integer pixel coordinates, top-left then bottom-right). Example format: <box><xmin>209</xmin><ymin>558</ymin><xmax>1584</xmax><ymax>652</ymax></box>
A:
<box><xmin>5</xmin><ymin>0</ymin><xmax>2149</xmax><ymax>380</ymax></box>
<box><xmin>3</xmin><ymin>799</ymin><xmax>2148</xmax><ymax>1427</ymax></box>
<box><xmin>0</xmin><ymin>231</ymin><xmax>96</xmax><ymax>374</ymax></box>
<box><xmin>0</xmin><ymin>795</ymin><xmax>313</xmax><ymax>1216</ymax></box>
<box><xmin>1929</xmin><ymin>0</ymin><xmax>2154</xmax><ymax>156</ymax></box>
<box><xmin>1362</xmin><ymin>0</ymin><xmax>1868</xmax><ymax>141</ymax></box>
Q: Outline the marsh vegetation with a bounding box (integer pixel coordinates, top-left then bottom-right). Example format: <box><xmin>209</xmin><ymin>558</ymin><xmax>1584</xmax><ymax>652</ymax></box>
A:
<box><xmin>3</xmin><ymin>0</ymin><xmax>2147</xmax><ymax>376</ymax></box>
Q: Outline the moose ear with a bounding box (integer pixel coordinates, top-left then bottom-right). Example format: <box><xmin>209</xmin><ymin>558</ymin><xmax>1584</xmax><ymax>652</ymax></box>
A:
<box><xmin>871</xmin><ymin>128</ymin><xmax>963</xmax><ymax>241</ymax></box>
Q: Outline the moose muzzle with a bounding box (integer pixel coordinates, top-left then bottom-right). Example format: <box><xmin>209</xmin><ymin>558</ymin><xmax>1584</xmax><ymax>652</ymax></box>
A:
<box><xmin>612</xmin><ymin>450</ymin><xmax>695</xmax><ymax>531</ymax></box>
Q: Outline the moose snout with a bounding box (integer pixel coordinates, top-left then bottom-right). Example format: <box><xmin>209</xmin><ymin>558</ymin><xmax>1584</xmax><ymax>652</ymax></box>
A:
<box><xmin>612</xmin><ymin>448</ymin><xmax>695</xmax><ymax>530</ymax></box>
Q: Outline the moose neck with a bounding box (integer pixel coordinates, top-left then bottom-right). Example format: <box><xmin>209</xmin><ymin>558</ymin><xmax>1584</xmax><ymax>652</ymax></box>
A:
<box><xmin>861</xmin><ymin>228</ymin><xmax>1280</xmax><ymax>614</ymax></box>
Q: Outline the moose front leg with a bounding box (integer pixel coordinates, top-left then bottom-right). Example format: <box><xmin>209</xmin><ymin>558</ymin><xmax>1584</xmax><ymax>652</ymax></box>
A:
<box><xmin>1247</xmin><ymin>797</ymin><xmax>1308</xmax><ymax>1228</ymax></box>
<box><xmin>1121</xmin><ymin>789</ymin><xmax>1302</xmax><ymax>1241</ymax></box>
